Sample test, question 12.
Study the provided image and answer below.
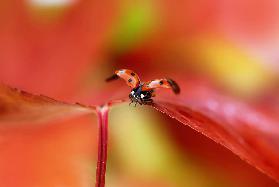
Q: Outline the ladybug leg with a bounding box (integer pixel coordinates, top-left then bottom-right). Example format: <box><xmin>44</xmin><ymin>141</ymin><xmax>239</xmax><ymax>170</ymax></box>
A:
<box><xmin>143</xmin><ymin>98</ymin><xmax>153</xmax><ymax>105</ymax></box>
<box><xmin>147</xmin><ymin>99</ymin><xmax>153</xmax><ymax>103</ymax></box>
<box><xmin>129</xmin><ymin>94</ymin><xmax>135</xmax><ymax>106</ymax></box>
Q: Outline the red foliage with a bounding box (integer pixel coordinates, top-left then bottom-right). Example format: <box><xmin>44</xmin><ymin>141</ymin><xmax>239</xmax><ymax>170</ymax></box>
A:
<box><xmin>0</xmin><ymin>1</ymin><xmax>118</xmax><ymax>100</ymax></box>
<box><xmin>0</xmin><ymin>113</ymin><xmax>98</xmax><ymax>187</ymax></box>
<box><xmin>0</xmin><ymin>84</ymin><xmax>94</xmax><ymax>123</ymax></box>
<box><xmin>151</xmin><ymin>79</ymin><xmax>279</xmax><ymax>182</ymax></box>
<box><xmin>1</xmin><ymin>0</ymin><xmax>279</xmax><ymax>186</ymax></box>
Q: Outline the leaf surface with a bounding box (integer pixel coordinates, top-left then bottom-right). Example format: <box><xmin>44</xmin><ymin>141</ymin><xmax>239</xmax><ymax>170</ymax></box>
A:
<box><xmin>0</xmin><ymin>84</ymin><xmax>95</xmax><ymax>124</ymax></box>
<box><xmin>149</xmin><ymin>80</ymin><xmax>279</xmax><ymax>182</ymax></box>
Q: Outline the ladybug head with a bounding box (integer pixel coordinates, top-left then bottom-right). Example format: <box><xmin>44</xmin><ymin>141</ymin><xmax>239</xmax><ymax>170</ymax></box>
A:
<box><xmin>129</xmin><ymin>85</ymin><xmax>153</xmax><ymax>104</ymax></box>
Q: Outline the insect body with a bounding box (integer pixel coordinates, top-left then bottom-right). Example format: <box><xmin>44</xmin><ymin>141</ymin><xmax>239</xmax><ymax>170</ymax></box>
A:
<box><xmin>106</xmin><ymin>69</ymin><xmax>180</xmax><ymax>106</ymax></box>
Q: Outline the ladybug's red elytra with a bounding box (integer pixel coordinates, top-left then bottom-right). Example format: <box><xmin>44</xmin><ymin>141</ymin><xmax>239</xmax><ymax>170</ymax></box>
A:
<box><xmin>106</xmin><ymin>69</ymin><xmax>180</xmax><ymax>106</ymax></box>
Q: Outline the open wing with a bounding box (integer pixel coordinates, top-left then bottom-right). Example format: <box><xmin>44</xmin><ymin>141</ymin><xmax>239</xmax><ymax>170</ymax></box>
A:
<box><xmin>105</xmin><ymin>69</ymin><xmax>140</xmax><ymax>88</ymax></box>
<box><xmin>142</xmin><ymin>78</ymin><xmax>180</xmax><ymax>94</ymax></box>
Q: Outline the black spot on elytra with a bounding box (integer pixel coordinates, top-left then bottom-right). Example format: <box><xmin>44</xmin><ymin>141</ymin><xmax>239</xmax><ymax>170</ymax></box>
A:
<box><xmin>128</xmin><ymin>78</ymin><xmax>133</xmax><ymax>83</ymax></box>
<box><xmin>159</xmin><ymin>80</ymin><xmax>164</xmax><ymax>85</ymax></box>
<box><xmin>131</xmin><ymin>72</ymin><xmax>135</xmax><ymax>76</ymax></box>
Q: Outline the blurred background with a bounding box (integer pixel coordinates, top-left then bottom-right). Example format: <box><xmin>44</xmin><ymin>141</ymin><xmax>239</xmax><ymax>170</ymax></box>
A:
<box><xmin>0</xmin><ymin>0</ymin><xmax>279</xmax><ymax>187</ymax></box>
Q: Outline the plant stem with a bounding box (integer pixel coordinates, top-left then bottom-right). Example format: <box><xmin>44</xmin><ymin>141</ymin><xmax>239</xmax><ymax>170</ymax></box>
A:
<box><xmin>95</xmin><ymin>105</ymin><xmax>109</xmax><ymax>187</ymax></box>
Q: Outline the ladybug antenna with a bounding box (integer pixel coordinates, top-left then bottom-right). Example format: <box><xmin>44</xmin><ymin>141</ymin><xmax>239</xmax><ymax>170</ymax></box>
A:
<box><xmin>167</xmin><ymin>78</ymin><xmax>180</xmax><ymax>94</ymax></box>
<box><xmin>105</xmin><ymin>74</ymin><xmax>119</xmax><ymax>82</ymax></box>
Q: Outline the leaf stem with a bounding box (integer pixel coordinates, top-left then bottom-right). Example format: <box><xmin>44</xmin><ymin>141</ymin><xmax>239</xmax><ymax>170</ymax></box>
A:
<box><xmin>95</xmin><ymin>105</ymin><xmax>109</xmax><ymax>187</ymax></box>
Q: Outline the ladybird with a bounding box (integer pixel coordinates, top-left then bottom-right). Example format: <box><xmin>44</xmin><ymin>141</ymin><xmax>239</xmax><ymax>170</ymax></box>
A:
<box><xmin>106</xmin><ymin>69</ymin><xmax>180</xmax><ymax>106</ymax></box>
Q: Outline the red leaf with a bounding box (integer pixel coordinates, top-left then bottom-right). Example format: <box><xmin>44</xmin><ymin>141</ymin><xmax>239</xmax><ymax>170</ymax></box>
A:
<box><xmin>161</xmin><ymin>115</ymin><xmax>279</xmax><ymax>186</ymax></box>
<box><xmin>0</xmin><ymin>83</ymin><xmax>95</xmax><ymax>123</ymax></box>
<box><xmin>0</xmin><ymin>83</ymin><xmax>104</xmax><ymax>187</ymax></box>
<box><xmin>0</xmin><ymin>83</ymin><xmax>112</xmax><ymax>187</ymax></box>
<box><xmin>149</xmin><ymin>80</ymin><xmax>279</xmax><ymax>182</ymax></box>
